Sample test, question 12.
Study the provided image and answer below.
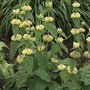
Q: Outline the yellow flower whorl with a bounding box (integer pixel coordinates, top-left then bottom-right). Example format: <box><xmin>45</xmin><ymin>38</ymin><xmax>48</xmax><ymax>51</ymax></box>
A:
<box><xmin>73</xmin><ymin>42</ymin><xmax>80</xmax><ymax>49</ymax></box>
<box><xmin>72</xmin><ymin>2</ymin><xmax>80</xmax><ymax>8</ymax></box>
<box><xmin>11</xmin><ymin>19</ymin><xmax>21</xmax><ymax>25</ymax></box>
<box><xmin>23</xmin><ymin>34</ymin><xmax>31</xmax><ymax>40</ymax></box>
<box><xmin>70</xmin><ymin>50</ymin><xmax>81</xmax><ymax>58</ymax></box>
<box><xmin>22</xmin><ymin>48</ymin><xmax>33</xmax><ymax>55</ymax></box>
<box><xmin>21</xmin><ymin>5</ymin><xmax>32</xmax><ymax>11</ymax></box>
<box><xmin>11</xmin><ymin>34</ymin><xmax>22</xmax><ymax>41</ymax></box>
<box><xmin>43</xmin><ymin>34</ymin><xmax>53</xmax><ymax>42</ymax></box>
<box><xmin>86</xmin><ymin>37</ymin><xmax>90</xmax><ymax>42</ymax></box>
<box><xmin>55</xmin><ymin>37</ymin><xmax>64</xmax><ymax>43</ymax></box>
<box><xmin>71</xmin><ymin>12</ymin><xmax>81</xmax><ymax>19</ymax></box>
<box><xmin>57</xmin><ymin>64</ymin><xmax>66</xmax><ymax>70</ymax></box>
<box><xmin>13</xmin><ymin>9</ymin><xmax>20</xmax><ymax>15</ymax></box>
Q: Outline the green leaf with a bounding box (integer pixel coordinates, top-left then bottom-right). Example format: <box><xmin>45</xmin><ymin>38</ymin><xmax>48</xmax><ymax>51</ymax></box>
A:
<box><xmin>61</xmin><ymin>32</ymin><xmax>67</xmax><ymax>39</ymax></box>
<box><xmin>64</xmin><ymin>81</ymin><xmax>81</xmax><ymax>90</ymax></box>
<box><xmin>12</xmin><ymin>25</ymin><xmax>19</xmax><ymax>35</ymax></box>
<box><xmin>87</xmin><ymin>42</ymin><xmax>90</xmax><ymax>53</ymax></box>
<box><xmin>10</xmin><ymin>41</ymin><xmax>18</xmax><ymax>59</ymax></box>
<box><xmin>60</xmin><ymin>70</ymin><xmax>70</xmax><ymax>82</ymax></box>
<box><xmin>59</xmin><ymin>43</ymin><xmax>68</xmax><ymax>53</ymax></box>
<box><xmin>27</xmin><ymin>77</ymin><xmax>47</xmax><ymax>90</ymax></box>
<box><xmin>27</xmin><ymin>12</ymin><xmax>34</xmax><ymax>23</ymax></box>
<box><xmin>49</xmin><ymin>82</ymin><xmax>63</xmax><ymax>90</ymax></box>
<box><xmin>22</xmin><ymin>56</ymin><xmax>33</xmax><ymax>74</ymax></box>
<box><xmin>82</xmin><ymin>85</ymin><xmax>90</xmax><ymax>90</ymax></box>
<box><xmin>15</xmin><ymin>71</ymin><xmax>28</xmax><ymax>89</ymax></box>
<box><xmin>73</xmin><ymin>19</ymin><xmax>80</xmax><ymax>28</ymax></box>
<box><xmin>44</xmin><ymin>23</ymin><xmax>57</xmax><ymax>38</ymax></box>
<box><xmin>35</xmin><ymin>68</ymin><xmax>51</xmax><ymax>82</ymax></box>
<box><xmin>80</xmin><ymin>65</ymin><xmax>90</xmax><ymax>85</ymax></box>
<box><xmin>0</xmin><ymin>42</ymin><xmax>7</xmax><ymax>51</ymax></box>
<box><xmin>0</xmin><ymin>69</ymin><xmax>4</xmax><ymax>79</ymax></box>
<box><xmin>35</xmin><ymin>30</ymin><xmax>43</xmax><ymax>41</ymax></box>
<box><xmin>50</xmin><ymin>43</ymin><xmax>60</xmax><ymax>57</ymax></box>
<box><xmin>17</xmin><ymin>40</ymin><xmax>25</xmax><ymax>49</ymax></box>
<box><xmin>5</xmin><ymin>76</ymin><xmax>16</xmax><ymax>90</ymax></box>
<box><xmin>35</xmin><ymin>52</ymin><xmax>49</xmax><ymax>68</ymax></box>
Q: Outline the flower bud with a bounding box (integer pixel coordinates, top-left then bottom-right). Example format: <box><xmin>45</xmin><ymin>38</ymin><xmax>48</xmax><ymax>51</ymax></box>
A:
<box><xmin>71</xmin><ymin>12</ymin><xmax>80</xmax><ymax>19</ymax></box>
<box><xmin>79</xmin><ymin>28</ymin><xmax>85</xmax><ymax>33</ymax></box>
<box><xmin>11</xmin><ymin>19</ymin><xmax>21</xmax><ymax>25</ymax></box>
<box><xmin>37</xmin><ymin>45</ymin><xmax>45</xmax><ymax>52</ymax></box>
<box><xmin>73</xmin><ymin>42</ymin><xmax>80</xmax><ymax>48</ymax></box>
<box><xmin>72</xmin><ymin>67</ymin><xmax>78</xmax><ymax>74</ymax></box>
<box><xmin>37</xmin><ymin>14</ymin><xmax>43</xmax><ymax>19</ymax></box>
<box><xmin>51</xmin><ymin>58</ymin><xmax>58</xmax><ymax>63</ymax></box>
<box><xmin>13</xmin><ymin>9</ymin><xmax>20</xmax><ymax>15</ymax></box>
<box><xmin>46</xmin><ymin>2</ymin><xmax>53</xmax><ymax>8</ymax></box>
<box><xmin>21</xmin><ymin>5</ymin><xmax>32</xmax><ymax>11</ymax></box>
<box><xmin>57</xmin><ymin>64</ymin><xmax>66</xmax><ymax>70</ymax></box>
<box><xmin>70</xmin><ymin>50</ymin><xmax>81</xmax><ymax>58</ymax></box>
<box><xmin>22</xmin><ymin>48</ymin><xmax>33</xmax><ymax>55</ymax></box>
<box><xmin>36</xmin><ymin>25</ymin><xmax>44</xmax><ymax>31</ymax></box>
<box><xmin>72</xmin><ymin>2</ymin><xmax>80</xmax><ymax>8</ymax></box>
<box><xmin>23</xmin><ymin>34</ymin><xmax>31</xmax><ymax>40</ymax></box>
<box><xmin>43</xmin><ymin>34</ymin><xmax>53</xmax><ymax>42</ymax></box>
<box><xmin>16</xmin><ymin>55</ymin><xmax>25</xmax><ymax>63</ymax></box>
<box><xmin>30</xmin><ymin>37</ymin><xmax>36</xmax><ymax>42</ymax></box>
<box><xmin>86</xmin><ymin>37</ymin><xmax>90</xmax><ymax>42</ymax></box>
<box><xmin>57</xmin><ymin>28</ymin><xmax>63</xmax><ymax>33</ymax></box>
<box><xmin>11</xmin><ymin>34</ymin><xmax>22</xmax><ymax>41</ymax></box>
<box><xmin>84</xmin><ymin>51</ymin><xmax>90</xmax><ymax>59</ymax></box>
<box><xmin>55</xmin><ymin>37</ymin><xmax>64</xmax><ymax>43</ymax></box>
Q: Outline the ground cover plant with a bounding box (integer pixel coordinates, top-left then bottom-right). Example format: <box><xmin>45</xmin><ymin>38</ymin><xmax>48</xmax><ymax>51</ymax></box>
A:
<box><xmin>0</xmin><ymin>0</ymin><xmax>90</xmax><ymax>90</ymax></box>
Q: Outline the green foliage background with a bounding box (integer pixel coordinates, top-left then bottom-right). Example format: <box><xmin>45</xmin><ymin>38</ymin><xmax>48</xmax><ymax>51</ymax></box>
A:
<box><xmin>0</xmin><ymin>0</ymin><xmax>90</xmax><ymax>90</ymax></box>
